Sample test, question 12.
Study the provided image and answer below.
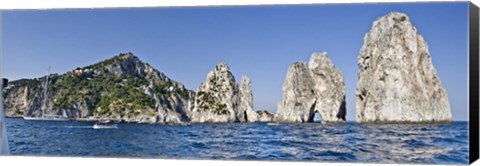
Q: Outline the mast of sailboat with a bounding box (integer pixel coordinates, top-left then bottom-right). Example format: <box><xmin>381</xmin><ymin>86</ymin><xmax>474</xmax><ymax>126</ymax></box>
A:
<box><xmin>41</xmin><ymin>66</ymin><xmax>50</xmax><ymax>117</ymax></box>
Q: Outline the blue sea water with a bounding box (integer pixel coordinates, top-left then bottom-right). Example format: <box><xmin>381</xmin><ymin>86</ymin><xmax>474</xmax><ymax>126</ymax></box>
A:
<box><xmin>5</xmin><ymin>118</ymin><xmax>468</xmax><ymax>164</ymax></box>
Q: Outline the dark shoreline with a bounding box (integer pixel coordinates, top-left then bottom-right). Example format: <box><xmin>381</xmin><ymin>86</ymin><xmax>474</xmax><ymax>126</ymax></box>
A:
<box><xmin>5</xmin><ymin>117</ymin><xmax>466</xmax><ymax>126</ymax></box>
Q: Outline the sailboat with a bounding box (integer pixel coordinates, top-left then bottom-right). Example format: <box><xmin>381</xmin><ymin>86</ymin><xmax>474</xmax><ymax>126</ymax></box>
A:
<box><xmin>23</xmin><ymin>66</ymin><xmax>69</xmax><ymax>121</ymax></box>
<box><xmin>23</xmin><ymin>110</ymin><xmax>69</xmax><ymax>121</ymax></box>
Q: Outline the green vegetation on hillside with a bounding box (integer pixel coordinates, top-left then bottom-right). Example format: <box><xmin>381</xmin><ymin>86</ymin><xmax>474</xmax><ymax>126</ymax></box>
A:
<box><xmin>196</xmin><ymin>90</ymin><xmax>229</xmax><ymax>115</ymax></box>
<box><xmin>51</xmin><ymin>68</ymin><xmax>156</xmax><ymax>116</ymax></box>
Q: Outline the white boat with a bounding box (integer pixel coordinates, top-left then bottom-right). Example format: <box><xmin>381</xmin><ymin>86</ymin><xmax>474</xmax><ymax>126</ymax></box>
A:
<box><xmin>267</xmin><ymin>122</ymin><xmax>280</xmax><ymax>126</ymax></box>
<box><xmin>23</xmin><ymin>66</ymin><xmax>69</xmax><ymax>121</ymax></box>
<box><xmin>93</xmin><ymin>123</ymin><xmax>118</xmax><ymax>129</ymax></box>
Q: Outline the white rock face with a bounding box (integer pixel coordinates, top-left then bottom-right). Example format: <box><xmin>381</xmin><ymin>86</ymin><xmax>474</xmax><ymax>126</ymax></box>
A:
<box><xmin>238</xmin><ymin>76</ymin><xmax>259</xmax><ymax>122</ymax></box>
<box><xmin>3</xmin><ymin>86</ymin><xmax>30</xmax><ymax>117</ymax></box>
<box><xmin>356</xmin><ymin>12</ymin><xmax>452</xmax><ymax>123</ymax></box>
<box><xmin>274</xmin><ymin>52</ymin><xmax>346</xmax><ymax>123</ymax></box>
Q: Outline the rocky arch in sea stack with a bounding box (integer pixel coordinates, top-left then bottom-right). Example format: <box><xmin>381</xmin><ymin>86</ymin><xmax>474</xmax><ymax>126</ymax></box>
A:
<box><xmin>274</xmin><ymin>52</ymin><xmax>347</xmax><ymax>123</ymax></box>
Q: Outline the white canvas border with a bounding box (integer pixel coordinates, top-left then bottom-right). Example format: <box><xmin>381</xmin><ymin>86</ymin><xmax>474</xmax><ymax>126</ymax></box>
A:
<box><xmin>0</xmin><ymin>0</ymin><xmax>477</xmax><ymax>166</ymax></box>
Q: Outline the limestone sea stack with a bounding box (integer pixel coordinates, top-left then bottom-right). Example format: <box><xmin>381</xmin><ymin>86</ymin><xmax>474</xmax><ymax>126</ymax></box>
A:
<box><xmin>274</xmin><ymin>52</ymin><xmax>346</xmax><ymax>123</ymax></box>
<box><xmin>191</xmin><ymin>62</ymin><xmax>257</xmax><ymax>123</ymax></box>
<box><xmin>356</xmin><ymin>12</ymin><xmax>452</xmax><ymax>123</ymax></box>
<box><xmin>238</xmin><ymin>76</ymin><xmax>259</xmax><ymax>122</ymax></box>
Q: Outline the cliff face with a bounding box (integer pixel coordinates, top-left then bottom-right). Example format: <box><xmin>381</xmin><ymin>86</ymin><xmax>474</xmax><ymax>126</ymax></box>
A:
<box><xmin>3</xmin><ymin>53</ymin><xmax>194</xmax><ymax>124</ymax></box>
<box><xmin>274</xmin><ymin>52</ymin><xmax>346</xmax><ymax>123</ymax></box>
<box><xmin>356</xmin><ymin>12</ymin><xmax>452</xmax><ymax>123</ymax></box>
<box><xmin>4</xmin><ymin>79</ymin><xmax>44</xmax><ymax>117</ymax></box>
<box><xmin>191</xmin><ymin>62</ymin><xmax>256</xmax><ymax>123</ymax></box>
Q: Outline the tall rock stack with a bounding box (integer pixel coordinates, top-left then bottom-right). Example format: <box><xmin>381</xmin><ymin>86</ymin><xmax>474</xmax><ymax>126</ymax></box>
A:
<box><xmin>191</xmin><ymin>62</ymin><xmax>256</xmax><ymax>123</ymax></box>
<box><xmin>274</xmin><ymin>52</ymin><xmax>346</xmax><ymax>123</ymax></box>
<box><xmin>238</xmin><ymin>76</ymin><xmax>259</xmax><ymax>122</ymax></box>
<box><xmin>356</xmin><ymin>12</ymin><xmax>452</xmax><ymax>123</ymax></box>
<box><xmin>275</xmin><ymin>62</ymin><xmax>316</xmax><ymax>123</ymax></box>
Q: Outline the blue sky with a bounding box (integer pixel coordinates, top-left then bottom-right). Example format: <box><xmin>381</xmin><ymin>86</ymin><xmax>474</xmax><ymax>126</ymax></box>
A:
<box><xmin>2</xmin><ymin>2</ymin><xmax>469</xmax><ymax>121</ymax></box>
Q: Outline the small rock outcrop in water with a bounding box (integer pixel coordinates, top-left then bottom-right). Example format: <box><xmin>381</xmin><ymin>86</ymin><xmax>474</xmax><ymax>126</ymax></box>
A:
<box><xmin>191</xmin><ymin>62</ymin><xmax>257</xmax><ymax>123</ymax></box>
<box><xmin>256</xmin><ymin>110</ymin><xmax>274</xmax><ymax>122</ymax></box>
<box><xmin>356</xmin><ymin>12</ymin><xmax>452</xmax><ymax>123</ymax></box>
<box><xmin>274</xmin><ymin>52</ymin><xmax>346</xmax><ymax>123</ymax></box>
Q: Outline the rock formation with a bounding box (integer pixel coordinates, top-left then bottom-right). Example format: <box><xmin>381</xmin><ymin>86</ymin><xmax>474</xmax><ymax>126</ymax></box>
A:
<box><xmin>356</xmin><ymin>12</ymin><xmax>452</xmax><ymax>123</ymax></box>
<box><xmin>238</xmin><ymin>76</ymin><xmax>259</xmax><ymax>123</ymax></box>
<box><xmin>274</xmin><ymin>52</ymin><xmax>346</xmax><ymax>123</ymax></box>
<box><xmin>191</xmin><ymin>62</ymin><xmax>256</xmax><ymax>123</ymax></box>
<box><xmin>256</xmin><ymin>110</ymin><xmax>274</xmax><ymax>122</ymax></box>
<box><xmin>191</xmin><ymin>62</ymin><xmax>239</xmax><ymax>123</ymax></box>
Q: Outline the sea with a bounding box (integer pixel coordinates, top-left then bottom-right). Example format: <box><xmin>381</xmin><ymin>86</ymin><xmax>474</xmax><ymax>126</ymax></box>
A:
<box><xmin>4</xmin><ymin>118</ymin><xmax>469</xmax><ymax>164</ymax></box>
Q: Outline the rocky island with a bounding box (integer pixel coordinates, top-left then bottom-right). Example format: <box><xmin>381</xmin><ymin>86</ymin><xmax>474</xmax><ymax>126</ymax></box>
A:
<box><xmin>356</xmin><ymin>12</ymin><xmax>452</xmax><ymax>123</ymax></box>
<box><xmin>274</xmin><ymin>52</ymin><xmax>346</xmax><ymax>123</ymax></box>
<box><xmin>3</xmin><ymin>53</ymin><xmax>194</xmax><ymax>124</ymax></box>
